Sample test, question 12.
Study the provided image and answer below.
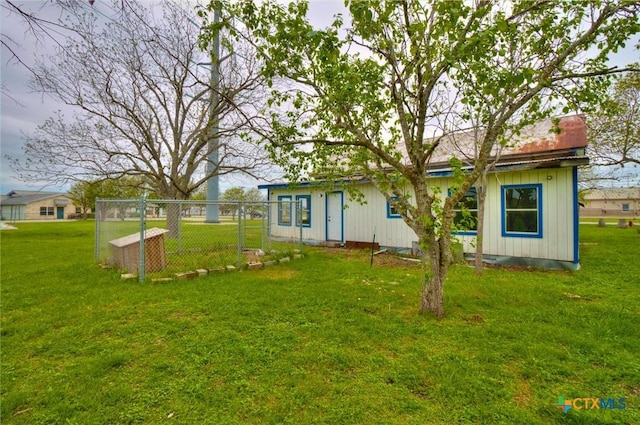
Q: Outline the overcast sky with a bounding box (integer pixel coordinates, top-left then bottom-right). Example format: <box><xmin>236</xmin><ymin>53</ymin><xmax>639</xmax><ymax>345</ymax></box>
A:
<box><xmin>1</xmin><ymin>1</ymin><xmax>638</xmax><ymax>195</ymax></box>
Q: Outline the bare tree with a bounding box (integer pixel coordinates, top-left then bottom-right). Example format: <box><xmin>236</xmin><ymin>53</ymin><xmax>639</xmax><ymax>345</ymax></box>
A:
<box><xmin>1</xmin><ymin>0</ymin><xmax>100</xmax><ymax>99</ymax></box>
<box><xmin>7</xmin><ymin>0</ymin><xmax>271</xmax><ymax>201</ymax></box>
<box><xmin>588</xmin><ymin>71</ymin><xmax>640</xmax><ymax>167</ymax></box>
<box><xmin>580</xmin><ymin>71</ymin><xmax>640</xmax><ymax>192</ymax></box>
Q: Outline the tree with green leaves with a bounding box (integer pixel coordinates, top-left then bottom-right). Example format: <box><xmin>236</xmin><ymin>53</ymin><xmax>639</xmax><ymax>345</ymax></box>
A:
<box><xmin>69</xmin><ymin>177</ymin><xmax>148</xmax><ymax>219</ymax></box>
<box><xmin>242</xmin><ymin>188</ymin><xmax>267</xmax><ymax>219</ymax></box>
<box><xmin>68</xmin><ymin>181</ymin><xmax>99</xmax><ymax>220</ymax></box>
<box><xmin>220</xmin><ymin>186</ymin><xmax>265</xmax><ymax>219</ymax></box>
<box><xmin>221</xmin><ymin>187</ymin><xmax>245</xmax><ymax>219</ymax></box>
<box><xmin>202</xmin><ymin>0</ymin><xmax>640</xmax><ymax>317</ymax></box>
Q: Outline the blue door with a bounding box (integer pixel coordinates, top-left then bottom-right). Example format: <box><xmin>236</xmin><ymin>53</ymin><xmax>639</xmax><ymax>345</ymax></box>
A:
<box><xmin>57</xmin><ymin>207</ymin><xmax>64</xmax><ymax>219</ymax></box>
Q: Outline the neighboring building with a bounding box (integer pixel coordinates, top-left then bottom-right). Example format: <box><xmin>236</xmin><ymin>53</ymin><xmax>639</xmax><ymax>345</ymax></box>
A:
<box><xmin>259</xmin><ymin>115</ymin><xmax>588</xmax><ymax>270</ymax></box>
<box><xmin>581</xmin><ymin>188</ymin><xmax>640</xmax><ymax>217</ymax></box>
<box><xmin>0</xmin><ymin>190</ymin><xmax>77</xmax><ymax>221</ymax></box>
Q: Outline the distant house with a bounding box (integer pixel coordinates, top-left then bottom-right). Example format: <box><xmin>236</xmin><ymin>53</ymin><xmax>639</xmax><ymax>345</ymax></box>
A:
<box><xmin>259</xmin><ymin>115</ymin><xmax>588</xmax><ymax>270</ymax></box>
<box><xmin>0</xmin><ymin>190</ymin><xmax>77</xmax><ymax>221</ymax></box>
<box><xmin>582</xmin><ymin>188</ymin><xmax>640</xmax><ymax>217</ymax></box>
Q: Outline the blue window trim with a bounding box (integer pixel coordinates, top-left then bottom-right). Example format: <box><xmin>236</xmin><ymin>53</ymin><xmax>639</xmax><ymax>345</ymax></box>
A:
<box><xmin>448</xmin><ymin>187</ymin><xmax>478</xmax><ymax>236</ymax></box>
<box><xmin>295</xmin><ymin>195</ymin><xmax>311</xmax><ymax>228</ymax></box>
<box><xmin>453</xmin><ymin>230</ymin><xmax>477</xmax><ymax>236</ymax></box>
<box><xmin>387</xmin><ymin>196</ymin><xmax>402</xmax><ymax>219</ymax></box>
<box><xmin>501</xmin><ymin>183</ymin><xmax>543</xmax><ymax>238</ymax></box>
<box><xmin>277</xmin><ymin>195</ymin><xmax>292</xmax><ymax>226</ymax></box>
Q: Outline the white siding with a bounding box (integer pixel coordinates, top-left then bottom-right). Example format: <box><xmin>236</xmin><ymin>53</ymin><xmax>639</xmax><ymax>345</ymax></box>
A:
<box><xmin>341</xmin><ymin>185</ymin><xmax>419</xmax><ymax>247</ymax></box>
<box><xmin>265</xmin><ymin>188</ymin><xmax>327</xmax><ymax>242</ymax></box>
<box><xmin>480</xmin><ymin>167</ymin><xmax>575</xmax><ymax>262</ymax></box>
<box><xmin>264</xmin><ymin>166</ymin><xmax>577</xmax><ymax>263</ymax></box>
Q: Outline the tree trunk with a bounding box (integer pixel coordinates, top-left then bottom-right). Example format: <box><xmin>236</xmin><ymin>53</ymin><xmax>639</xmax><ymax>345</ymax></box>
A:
<box><xmin>474</xmin><ymin>174</ymin><xmax>488</xmax><ymax>275</ymax></box>
<box><xmin>420</xmin><ymin>234</ymin><xmax>450</xmax><ymax>318</ymax></box>
<box><xmin>166</xmin><ymin>203</ymin><xmax>182</xmax><ymax>239</ymax></box>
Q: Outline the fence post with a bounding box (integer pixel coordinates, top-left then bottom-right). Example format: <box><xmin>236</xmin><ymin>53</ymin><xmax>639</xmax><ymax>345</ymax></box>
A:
<box><xmin>138</xmin><ymin>195</ymin><xmax>146</xmax><ymax>282</ymax></box>
<box><xmin>94</xmin><ymin>198</ymin><xmax>101</xmax><ymax>262</ymax></box>
<box><xmin>237</xmin><ymin>200</ymin><xmax>243</xmax><ymax>269</ymax></box>
<box><xmin>266</xmin><ymin>201</ymin><xmax>272</xmax><ymax>252</ymax></box>
<box><xmin>261</xmin><ymin>202</ymin><xmax>266</xmax><ymax>252</ymax></box>
<box><xmin>178</xmin><ymin>201</ymin><xmax>183</xmax><ymax>254</ymax></box>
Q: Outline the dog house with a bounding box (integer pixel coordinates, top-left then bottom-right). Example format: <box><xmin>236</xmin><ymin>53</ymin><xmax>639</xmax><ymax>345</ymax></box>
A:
<box><xmin>109</xmin><ymin>227</ymin><xmax>170</xmax><ymax>274</ymax></box>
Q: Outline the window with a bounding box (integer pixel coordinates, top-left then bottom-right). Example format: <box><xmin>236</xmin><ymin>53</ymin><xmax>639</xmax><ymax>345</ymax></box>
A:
<box><xmin>622</xmin><ymin>203</ymin><xmax>630</xmax><ymax>212</ymax></box>
<box><xmin>278</xmin><ymin>195</ymin><xmax>292</xmax><ymax>226</ymax></box>
<box><xmin>296</xmin><ymin>195</ymin><xmax>311</xmax><ymax>227</ymax></box>
<box><xmin>387</xmin><ymin>196</ymin><xmax>401</xmax><ymax>219</ymax></box>
<box><xmin>40</xmin><ymin>206</ymin><xmax>54</xmax><ymax>216</ymax></box>
<box><xmin>501</xmin><ymin>184</ymin><xmax>542</xmax><ymax>238</ymax></box>
<box><xmin>451</xmin><ymin>187</ymin><xmax>478</xmax><ymax>234</ymax></box>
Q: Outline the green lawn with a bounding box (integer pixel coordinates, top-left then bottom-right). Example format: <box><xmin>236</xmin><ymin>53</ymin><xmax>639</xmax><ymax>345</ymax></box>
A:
<box><xmin>1</xmin><ymin>221</ymin><xmax>638</xmax><ymax>424</ymax></box>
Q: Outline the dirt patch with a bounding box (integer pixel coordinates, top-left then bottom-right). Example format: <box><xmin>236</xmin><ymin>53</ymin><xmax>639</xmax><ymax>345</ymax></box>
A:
<box><xmin>624</xmin><ymin>385</ymin><xmax>640</xmax><ymax>396</ymax></box>
<box><xmin>464</xmin><ymin>314</ymin><xmax>485</xmax><ymax>324</ymax></box>
<box><xmin>373</xmin><ymin>252</ymin><xmax>422</xmax><ymax>268</ymax></box>
<box><xmin>260</xmin><ymin>268</ymin><xmax>297</xmax><ymax>281</ymax></box>
<box><xmin>505</xmin><ymin>361</ymin><xmax>534</xmax><ymax>406</ymax></box>
<box><xmin>321</xmin><ymin>247</ymin><xmax>422</xmax><ymax>268</ymax></box>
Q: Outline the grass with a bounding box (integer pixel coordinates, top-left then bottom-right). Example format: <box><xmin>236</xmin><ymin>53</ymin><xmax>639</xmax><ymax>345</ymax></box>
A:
<box><xmin>1</xmin><ymin>221</ymin><xmax>639</xmax><ymax>424</ymax></box>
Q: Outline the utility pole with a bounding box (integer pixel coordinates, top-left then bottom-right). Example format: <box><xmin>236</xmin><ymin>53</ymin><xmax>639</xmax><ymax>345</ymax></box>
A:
<box><xmin>205</xmin><ymin>6</ymin><xmax>221</xmax><ymax>223</ymax></box>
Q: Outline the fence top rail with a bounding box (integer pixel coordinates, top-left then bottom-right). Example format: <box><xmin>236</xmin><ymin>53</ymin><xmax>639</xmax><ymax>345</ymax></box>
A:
<box><xmin>96</xmin><ymin>199</ymin><xmax>301</xmax><ymax>206</ymax></box>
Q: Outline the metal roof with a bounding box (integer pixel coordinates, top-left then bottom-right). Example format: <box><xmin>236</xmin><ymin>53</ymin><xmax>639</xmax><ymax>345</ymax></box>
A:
<box><xmin>259</xmin><ymin>115</ymin><xmax>588</xmax><ymax>190</ymax></box>
<box><xmin>0</xmin><ymin>190</ymin><xmax>71</xmax><ymax>206</ymax></box>
<box><xmin>259</xmin><ymin>156</ymin><xmax>589</xmax><ymax>190</ymax></box>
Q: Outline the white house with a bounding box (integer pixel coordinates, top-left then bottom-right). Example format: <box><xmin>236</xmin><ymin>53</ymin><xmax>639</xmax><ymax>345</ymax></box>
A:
<box><xmin>259</xmin><ymin>115</ymin><xmax>588</xmax><ymax>270</ymax></box>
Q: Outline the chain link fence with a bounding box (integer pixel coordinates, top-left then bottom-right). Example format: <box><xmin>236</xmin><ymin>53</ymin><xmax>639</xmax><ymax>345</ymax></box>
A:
<box><xmin>95</xmin><ymin>197</ymin><xmax>302</xmax><ymax>281</ymax></box>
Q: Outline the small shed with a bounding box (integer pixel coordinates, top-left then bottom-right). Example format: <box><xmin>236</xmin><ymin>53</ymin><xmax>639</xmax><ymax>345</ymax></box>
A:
<box><xmin>109</xmin><ymin>227</ymin><xmax>170</xmax><ymax>274</ymax></box>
